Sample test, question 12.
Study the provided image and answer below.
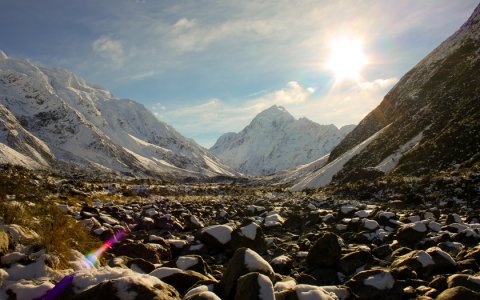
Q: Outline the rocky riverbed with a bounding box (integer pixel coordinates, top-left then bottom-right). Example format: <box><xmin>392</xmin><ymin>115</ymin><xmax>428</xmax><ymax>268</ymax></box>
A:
<box><xmin>1</xmin><ymin>192</ymin><xmax>480</xmax><ymax>299</ymax></box>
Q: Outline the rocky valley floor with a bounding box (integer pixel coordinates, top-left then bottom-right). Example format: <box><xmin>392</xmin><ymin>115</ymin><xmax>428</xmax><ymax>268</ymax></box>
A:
<box><xmin>1</xmin><ymin>180</ymin><xmax>480</xmax><ymax>300</ymax></box>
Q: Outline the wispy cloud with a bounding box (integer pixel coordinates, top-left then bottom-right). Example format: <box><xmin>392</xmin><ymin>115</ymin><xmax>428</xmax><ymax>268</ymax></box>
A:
<box><xmin>91</xmin><ymin>36</ymin><xmax>125</xmax><ymax>68</ymax></box>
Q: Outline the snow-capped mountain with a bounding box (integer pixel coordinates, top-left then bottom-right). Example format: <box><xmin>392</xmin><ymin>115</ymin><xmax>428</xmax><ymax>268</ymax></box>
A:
<box><xmin>0</xmin><ymin>50</ymin><xmax>237</xmax><ymax>178</ymax></box>
<box><xmin>210</xmin><ymin>105</ymin><xmax>355</xmax><ymax>176</ymax></box>
<box><xmin>290</xmin><ymin>4</ymin><xmax>480</xmax><ymax>190</ymax></box>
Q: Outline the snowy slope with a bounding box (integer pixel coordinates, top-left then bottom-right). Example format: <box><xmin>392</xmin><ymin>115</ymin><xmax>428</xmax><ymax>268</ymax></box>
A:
<box><xmin>210</xmin><ymin>105</ymin><xmax>354</xmax><ymax>176</ymax></box>
<box><xmin>0</xmin><ymin>51</ymin><xmax>237</xmax><ymax>178</ymax></box>
<box><xmin>290</xmin><ymin>125</ymin><xmax>389</xmax><ymax>191</ymax></box>
<box><xmin>0</xmin><ymin>103</ymin><xmax>54</xmax><ymax>168</ymax></box>
<box><xmin>259</xmin><ymin>154</ymin><xmax>330</xmax><ymax>187</ymax></box>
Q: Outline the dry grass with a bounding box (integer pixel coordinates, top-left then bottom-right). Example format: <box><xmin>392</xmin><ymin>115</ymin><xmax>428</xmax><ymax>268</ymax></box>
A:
<box><xmin>0</xmin><ymin>198</ymin><xmax>101</xmax><ymax>268</ymax></box>
<box><xmin>35</xmin><ymin>203</ymin><xmax>101</xmax><ymax>268</ymax></box>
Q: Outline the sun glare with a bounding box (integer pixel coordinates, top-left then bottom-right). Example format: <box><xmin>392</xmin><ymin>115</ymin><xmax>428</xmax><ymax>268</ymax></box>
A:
<box><xmin>326</xmin><ymin>38</ymin><xmax>368</xmax><ymax>81</ymax></box>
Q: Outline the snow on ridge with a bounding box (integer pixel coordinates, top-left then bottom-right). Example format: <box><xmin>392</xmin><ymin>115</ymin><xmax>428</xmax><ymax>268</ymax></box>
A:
<box><xmin>290</xmin><ymin>125</ymin><xmax>390</xmax><ymax>191</ymax></box>
<box><xmin>375</xmin><ymin>127</ymin><xmax>427</xmax><ymax>173</ymax></box>
<box><xmin>0</xmin><ymin>143</ymin><xmax>43</xmax><ymax>169</ymax></box>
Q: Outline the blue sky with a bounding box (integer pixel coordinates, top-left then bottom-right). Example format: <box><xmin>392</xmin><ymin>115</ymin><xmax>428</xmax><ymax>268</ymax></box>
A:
<box><xmin>0</xmin><ymin>0</ymin><xmax>478</xmax><ymax>147</ymax></box>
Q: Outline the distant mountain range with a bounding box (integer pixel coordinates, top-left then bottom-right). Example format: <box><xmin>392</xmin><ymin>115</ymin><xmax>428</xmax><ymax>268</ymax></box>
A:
<box><xmin>287</xmin><ymin>4</ymin><xmax>480</xmax><ymax>190</ymax></box>
<box><xmin>210</xmin><ymin>105</ymin><xmax>354</xmax><ymax>176</ymax></box>
<box><xmin>1</xmin><ymin>3</ymin><xmax>478</xmax><ymax>187</ymax></box>
<box><xmin>0</xmin><ymin>50</ymin><xmax>237</xmax><ymax>179</ymax></box>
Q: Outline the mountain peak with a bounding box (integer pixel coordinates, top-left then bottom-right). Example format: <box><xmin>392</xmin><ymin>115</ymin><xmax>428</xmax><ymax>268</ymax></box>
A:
<box><xmin>260</xmin><ymin>105</ymin><xmax>290</xmax><ymax>116</ymax></box>
<box><xmin>251</xmin><ymin>105</ymin><xmax>295</xmax><ymax>126</ymax></box>
<box><xmin>210</xmin><ymin>105</ymin><xmax>355</xmax><ymax>176</ymax></box>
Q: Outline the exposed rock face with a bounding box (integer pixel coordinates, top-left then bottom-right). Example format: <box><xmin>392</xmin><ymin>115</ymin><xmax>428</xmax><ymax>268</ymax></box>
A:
<box><xmin>210</xmin><ymin>105</ymin><xmax>354</xmax><ymax>176</ymax></box>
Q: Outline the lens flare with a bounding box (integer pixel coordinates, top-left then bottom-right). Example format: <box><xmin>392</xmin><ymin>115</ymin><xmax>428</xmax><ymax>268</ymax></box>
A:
<box><xmin>82</xmin><ymin>228</ymin><xmax>127</xmax><ymax>269</ymax></box>
<box><xmin>36</xmin><ymin>226</ymin><xmax>130</xmax><ymax>300</ymax></box>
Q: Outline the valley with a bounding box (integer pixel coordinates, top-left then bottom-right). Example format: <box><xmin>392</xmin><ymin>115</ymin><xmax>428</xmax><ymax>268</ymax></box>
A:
<box><xmin>0</xmin><ymin>2</ymin><xmax>479</xmax><ymax>300</ymax></box>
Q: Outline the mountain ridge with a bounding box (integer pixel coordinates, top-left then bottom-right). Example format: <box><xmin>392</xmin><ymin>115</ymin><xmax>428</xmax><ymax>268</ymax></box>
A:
<box><xmin>0</xmin><ymin>52</ymin><xmax>238</xmax><ymax>179</ymax></box>
<box><xmin>210</xmin><ymin>105</ymin><xmax>355</xmax><ymax>176</ymax></box>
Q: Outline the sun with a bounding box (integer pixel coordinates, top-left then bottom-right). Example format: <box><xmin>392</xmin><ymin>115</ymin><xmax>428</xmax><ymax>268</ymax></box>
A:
<box><xmin>326</xmin><ymin>37</ymin><xmax>368</xmax><ymax>81</ymax></box>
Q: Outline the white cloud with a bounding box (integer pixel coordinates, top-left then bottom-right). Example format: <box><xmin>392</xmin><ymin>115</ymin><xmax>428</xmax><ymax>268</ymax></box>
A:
<box><xmin>151</xmin><ymin>77</ymin><xmax>398</xmax><ymax>147</ymax></box>
<box><xmin>168</xmin><ymin>17</ymin><xmax>281</xmax><ymax>52</ymax></box>
<box><xmin>287</xmin><ymin>77</ymin><xmax>398</xmax><ymax>127</ymax></box>
<box><xmin>92</xmin><ymin>36</ymin><xmax>125</xmax><ymax>68</ymax></box>
<box><xmin>150</xmin><ymin>81</ymin><xmax>312</xmax><ymax>143</ymax></box>
<box><xmin>358</xmin><ymin>78</ymin><xmax>398</xmax><ymax>90</ymax></box>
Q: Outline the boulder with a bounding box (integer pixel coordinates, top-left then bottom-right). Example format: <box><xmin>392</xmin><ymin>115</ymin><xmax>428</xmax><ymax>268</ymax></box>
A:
<box><xmin>152</xmin><ymin>269</ymin><xmax>212</xmax><ymax>296</ymax></box>
<box><xmin>270</xmin><ymin>255</ymin><xmax>293</xmax><ymax>275</ymax></box>
<box><xmin>0</xmin><ymin>224</ymin><xmax>39</xmax><ymax>244</ymax></box>
<box><xmin>426</xmin><ymin>247</ymin><xmax>457</xmax><ymax>274</ymax></box>
<box><xmin>185</xmin><ymin>215</ymin><xmax>204</xmax><ymax>230</ymax></box>
<box><xmin>184</xmin><ymin>284</ymin><xmax>219</xmax><ymax>299</ymax></box>
<box><xmin>346</xmin><ymin>269</ymin><xmax>401</xmax><ymax>300</ymax></box>
<box><xmin>391</xmin><ymin>250</ymin><xmax>435</xmax><ymax>275</ymax></box>
<box><xmin>305</xmin><ymin>232</ymin><xmax>342</xmax><ymax>269</ymax></box>
<box><xmin>234</xmin><ymin>272</ymin><xmax>274</xmax><ymax>300</ymax></box>
<box><xmin>127</xmin><ymin>258</ymin><xmax>156</xmax><ymax>274</ymax></box>
<box><xmin>108</xmin><ymin>256</ymin><xmax>156</xmax><ymax>274</ymax></box>
<box><xmin>339</xmin><ymin>250</ymin><xmax>374</xmax><ymax>275</ymax></box>
<box><xmin>163</xmin><ymin>255</ymin><xmax>211</xmax><ymax>275</ymax></box>
<box><xmin>436</xmin><ymin>286</ymin><xmax>480</xmax><ymax>300</ymax></box>
<box><xmin>283</xmin><ymin>215</ymin><xmax>304</xmax><ymax>231</ymax></box>
<box><xmin>230</xmin><ymin>223</ymin><xmax>267</xmax><ymax>254</ymax></box>
<box><xmin>185</xmin><ymin>291</ymin><xmax>221</xmax><ymax>300</ymax></box>
<box><xmin>396</xmin><ymin>222</ymin><xmax>428</xmax><ymax>245</ymax></box>
<box><xmin>112</xmin><ymin>242</ymin><xmax>171</xmax><ymax>264</ymax></box>
<box><xmin>447</xmin><ymin>274</ymin><xmax>480</xmax><ymax>293</ymax></box>
<box><xmin>372</xmin><ymin>244</ymin><xmax>392</xmax><ymax>259</ymax></box>
<box><xmin>199</xmin><ymin>225</ymin><xmax>233</xmax><ymax>253</ymax></box>
<box><xmin>219</xmin><ymin>248</ymin><xmax>275</xmax><ymax>299</ymax></box>
<box><xmin>65</xmin><ymin>273</ymin><xmax>181</xmax><ymax>300</ymax></box>
<box><xmin>276</xmin><ymin>284</ymin><xmax>346</xmax><ymax>300</ymax></box>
